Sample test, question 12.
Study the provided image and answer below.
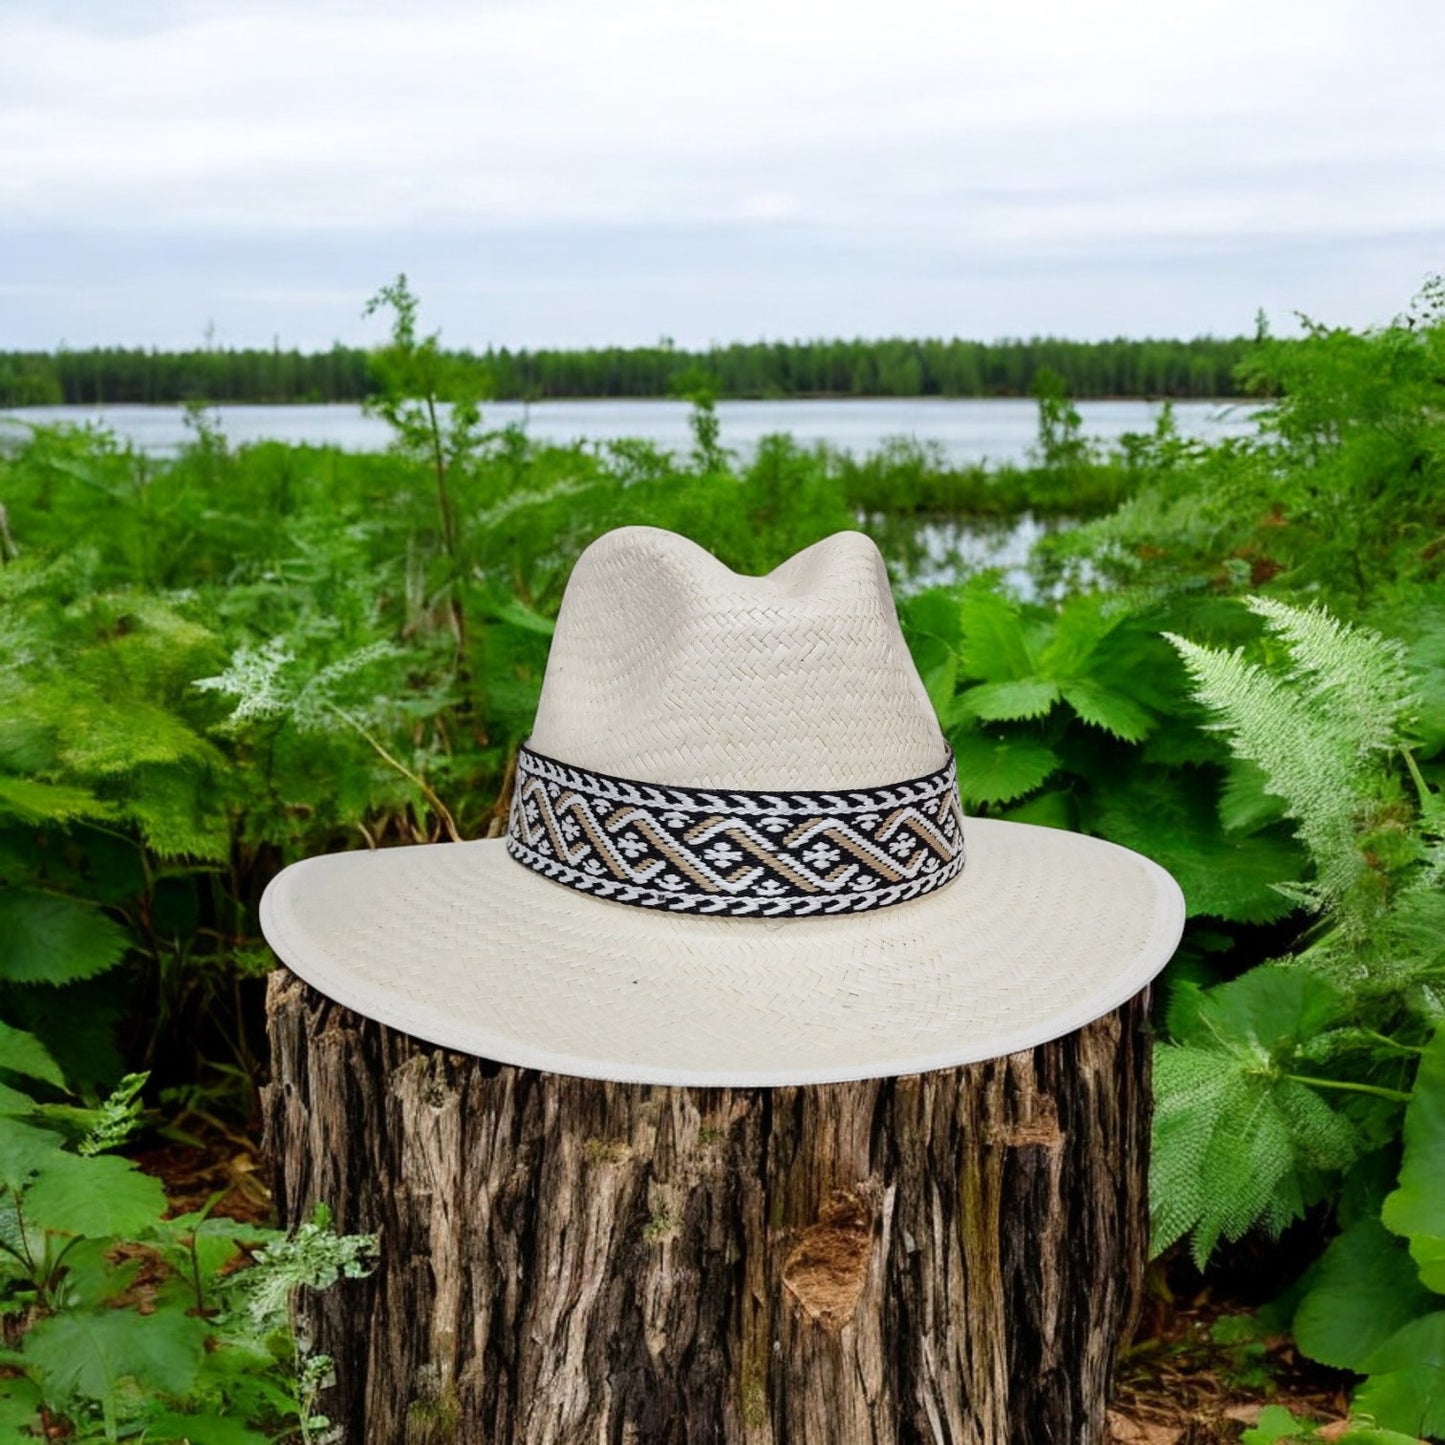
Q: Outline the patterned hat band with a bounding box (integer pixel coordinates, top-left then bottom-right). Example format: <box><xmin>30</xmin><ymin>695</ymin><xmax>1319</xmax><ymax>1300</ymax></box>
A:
<box><xmin>505</xmin><ymin>744</ymin><xmax>967</xmax><ymax>918</ymax></box>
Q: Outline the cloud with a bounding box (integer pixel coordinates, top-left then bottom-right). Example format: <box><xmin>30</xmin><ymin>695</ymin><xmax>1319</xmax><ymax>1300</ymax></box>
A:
<box><xmin>3</xmin><ymin>215</ymin><xmax>1438</xmax><ymax>352</ymax></box>
<box><xmin>1</xmin><ymin>0</ymin><xmax>1441</xmax><ymax>345</ymax></box>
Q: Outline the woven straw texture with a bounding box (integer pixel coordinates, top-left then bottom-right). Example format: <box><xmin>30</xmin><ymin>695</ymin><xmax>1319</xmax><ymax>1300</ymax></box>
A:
<box><xmin>530</xmin><ymin>528</ymin><xmax>944</xmax><ymax>787</ymax></box>
<box><xmin>260</xmin><ymin>526</ymin><xmax>1185</xmax><ymax>1084</ymax></box>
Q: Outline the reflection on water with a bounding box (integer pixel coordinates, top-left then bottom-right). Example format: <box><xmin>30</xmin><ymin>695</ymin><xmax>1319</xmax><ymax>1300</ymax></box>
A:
<box><xmin>869</xmin><ymin>512</ymin><xmax>1079</xmax><ymax>599</ymax></box>
<box><xmin>1</xmin><ymin>396</ymin><xmax>1260</xmax><ymax>466</ymax></box>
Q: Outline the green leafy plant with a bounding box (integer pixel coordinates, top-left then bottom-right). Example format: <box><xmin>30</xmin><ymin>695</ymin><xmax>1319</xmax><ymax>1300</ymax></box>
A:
<box><xmin>362</xmin><ymin>273</ymin><xmax>490</xmax><ymax>675</ymax></box>
<box><xmin>900</xmin><ymin>579</ymin><xmax>1306</xmax><ymax>926</ymax></box>
<box><xmin>1052</xmin><ymin>275</ymin><xmax>1445</xmax><ymax>615</ymax></box>
<box><xmin>1151</xmin><ymin>597</ymin><xmax>1445</xmax><ymax>1437</ymax></box>
<box><xmin>1029</xmin><ymin>366</ymin><xmax>1095</xmax><ymax>478</ymax></box>
<box><xmin>1167</xmin><ymin>598</ymin><xmax>1422</xmax><ymax>920</ymax></box>
<box><xmin>0</xmin><ymin>1064</ymin><xmax>375</xmax><ymax>1442</ymax></box>
<box><xmin>0</xmin><ymin>552</ymin><xmax>235</xmax><ymax>1089</ymax></box>
<box><xmin>1240</xmin><ymin>1402</ymin><xmax>1423</xmax><ymax>1444</ymax></box>
<box><xmin>3</xmin><ymin>275</ymin><xmax>1444</xmax><ymax>1434</ymax></box>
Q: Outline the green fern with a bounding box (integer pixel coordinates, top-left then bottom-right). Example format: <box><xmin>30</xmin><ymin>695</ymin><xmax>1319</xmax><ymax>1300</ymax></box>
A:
<box><xmin>75</xmin><ymin>1073</ymin><xmax>148</xmax><ymax>1157</ymax></box>
<box><xmin>0</xmin><ymin>1075</ymin><xmax>376</xmax><ymax>1440</ymax></box>
<box><xmin>1248</xmin><ymin>597</ymin><xmax>1415</xmax><ymax>759</ymax></box>
<box><xmin>237</xmin><ymin>1203</ymin><xmax>377</xmax><ymax>1333</ymax></box>
<box><xmin>193</xmin><ymin>636</ymin><xmax>399</xmax><ymax>734</ymax></box>
<box><xmin>1152</xmin><ymin>597</ymin><xmax>1441</xmax><ymax>1277</ymax></box>
<box><xmin>1165</xmin><ymin>598</ymin><xmax>1417</xmax><ymax>920</ymax></box>
<box><xmin>1151</xmin><ymin>967</ymin><xmax>1362</xmax><ymax>1265</ymax></box>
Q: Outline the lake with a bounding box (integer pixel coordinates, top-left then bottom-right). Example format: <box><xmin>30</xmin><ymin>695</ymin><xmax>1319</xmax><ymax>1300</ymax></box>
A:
<box><xmin>0</xmin><ymin>396</ymin><xmax>1260</xmax><ymax>465</ymax></box>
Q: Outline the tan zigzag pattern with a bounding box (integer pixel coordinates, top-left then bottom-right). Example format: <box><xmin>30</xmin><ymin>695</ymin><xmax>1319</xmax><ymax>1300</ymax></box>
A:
<box><xmin>506</xmin><ymin>744</ymin><xmax>966</xmax><ymax>916</ymax></box>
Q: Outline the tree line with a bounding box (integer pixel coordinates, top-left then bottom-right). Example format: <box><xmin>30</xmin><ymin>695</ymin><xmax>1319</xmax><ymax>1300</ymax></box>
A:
<box><xmin>0</xmin><ymin>334</ymin><xmax>1251</xmax><ymax>409</ymax></box>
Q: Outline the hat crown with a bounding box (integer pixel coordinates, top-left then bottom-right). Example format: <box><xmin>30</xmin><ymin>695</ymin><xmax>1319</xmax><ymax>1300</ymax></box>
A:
<box><xmin>528</xmin><ymin>527</ymin><xmax>946</xmax><ymax>789</ymax></box>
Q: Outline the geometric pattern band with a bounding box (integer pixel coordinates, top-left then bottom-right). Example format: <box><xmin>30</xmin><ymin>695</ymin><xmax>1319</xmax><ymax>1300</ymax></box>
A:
<box><xmin>505</xmin><ymin>743</ymin><xmax>966</xmax><ymax>917</ymax></box>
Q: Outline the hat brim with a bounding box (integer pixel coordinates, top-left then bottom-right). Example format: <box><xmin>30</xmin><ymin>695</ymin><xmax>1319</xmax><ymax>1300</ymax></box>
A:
<box><xmin>259</xmin><ymin>818</ymin><xmax>1184</xmax><ymax>1086</ymax></box>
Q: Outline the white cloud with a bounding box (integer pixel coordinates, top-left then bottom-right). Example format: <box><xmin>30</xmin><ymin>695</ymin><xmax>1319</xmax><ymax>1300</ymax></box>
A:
<box><xmin>4</xmin><ymin>0</ymin><xmax>1438</xmax><ymax>225</ymax></box>
<box><xmin>0</xmin><ymin>0</ymin><xmax>1442</xmax><ymax>344</ymax></box>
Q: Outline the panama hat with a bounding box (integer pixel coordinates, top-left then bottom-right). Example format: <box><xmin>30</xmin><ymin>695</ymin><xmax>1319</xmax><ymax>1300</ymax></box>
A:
<box><xmin>260</xmin><ymin>526</ymin><xmax>1184</xmax><ymax>1086</ymax></box>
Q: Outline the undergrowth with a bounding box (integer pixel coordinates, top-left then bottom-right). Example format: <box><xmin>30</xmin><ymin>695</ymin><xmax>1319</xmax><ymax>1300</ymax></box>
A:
<box><xmin>1</xmin><ymin>274</ymin><xmax>1443</xmax><ymax>1438</ymax></box>
<box><xmin>0</xmin><ymin>1063</ymin><xmax>374</xmax><ymax>1440</ymax></box>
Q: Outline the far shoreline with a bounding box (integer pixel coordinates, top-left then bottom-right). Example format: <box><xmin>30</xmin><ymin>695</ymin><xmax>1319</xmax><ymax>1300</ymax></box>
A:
<box><xmin>1</xmin><ymin>392</ymin><xmax>1249</xmax><ymax>411</ymax></box>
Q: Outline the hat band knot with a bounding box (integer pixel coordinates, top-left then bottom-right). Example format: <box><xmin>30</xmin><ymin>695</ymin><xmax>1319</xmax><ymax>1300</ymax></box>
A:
<box><xmin>505</xmin><ymin>744</ymin><xmax>966</xmax><ymax>917</ymax></box>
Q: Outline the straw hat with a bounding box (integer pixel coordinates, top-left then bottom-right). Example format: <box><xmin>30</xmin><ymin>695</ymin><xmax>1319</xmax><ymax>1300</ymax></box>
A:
<box><xmin>260</xmin><ymin>526</ymin><xmax>1184</xmax><ymax>1085</ymax></box>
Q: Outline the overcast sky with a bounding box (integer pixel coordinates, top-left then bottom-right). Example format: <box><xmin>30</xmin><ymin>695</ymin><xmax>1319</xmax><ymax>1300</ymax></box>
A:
<box><xmin>2</xmin><ymin>0</ymin><xmax>1443</xmax><ymax>351</ymax></box>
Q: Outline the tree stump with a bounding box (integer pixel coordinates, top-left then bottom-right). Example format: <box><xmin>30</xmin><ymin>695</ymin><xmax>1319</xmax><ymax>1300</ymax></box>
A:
<box><xmin>262</xmin><ymin>968</ymin><xmax>1151</xmax><ymax>1445</ymax></box>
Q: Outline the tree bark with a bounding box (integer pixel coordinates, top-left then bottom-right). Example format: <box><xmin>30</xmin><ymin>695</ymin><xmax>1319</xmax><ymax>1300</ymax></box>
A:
<box><xmin>262</xmin><ymin>969</ymin><xmax>1151</xmax><ymax>1445</ymax></box>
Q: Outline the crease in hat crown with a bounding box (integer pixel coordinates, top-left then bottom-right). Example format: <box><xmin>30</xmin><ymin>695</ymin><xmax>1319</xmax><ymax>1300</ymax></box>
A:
<box><xmin>527</xmin><ymin>527</ymin><xmax>947</xmax><ymax>791</ymax></box>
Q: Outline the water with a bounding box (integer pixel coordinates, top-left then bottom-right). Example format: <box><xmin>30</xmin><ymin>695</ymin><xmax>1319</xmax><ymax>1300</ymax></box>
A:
<box><xmin>0</xmin><ymin>396</ymin><xmax>1260</xmax><ymax>465</ymax></box>
<box><xmin>0</xmin><ymin>395</ymin><xmax>1243</xmax><ymax>598</ymax></box>
<box><xmin>891</xmin><ymin>514</ymin><xmax>1065</xmax><ymax>596</ymax></box>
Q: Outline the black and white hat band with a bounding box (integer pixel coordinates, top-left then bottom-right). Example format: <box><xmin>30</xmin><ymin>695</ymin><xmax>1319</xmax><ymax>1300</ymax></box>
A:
<box><xmin>505</xmin><ymin>744</ymin><xmax>967</xmax><ymax>917</ymax></box>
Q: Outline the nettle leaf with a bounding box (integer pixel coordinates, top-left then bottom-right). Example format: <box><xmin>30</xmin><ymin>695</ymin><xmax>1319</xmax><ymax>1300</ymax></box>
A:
<box><xmin>147</xmin><ymin>1413</ymin><xmax>274</xmax><ymax>1445</ymax></box>
<box><xmin>1293</xmin><ymin>1216</ymin><xmax>1435</xmax><ymax>1371</ymax></box>
<box><xmin>1058</xmin><ymin>680</ymin><xmax>1154</xmax><ymax>741</ymax></box>
<box><xmin>0</xmin><ymin>1372</ymin><xmax>42</xmax><ymax>1433</ymax></box>
<box><xmin>0</xmin><ymin>1114</ymin><xmax>68</xmax><ymax>1191</ymax></box>
<box><xmin>957</xmin><ymin>678</ymin><xmax>1059</xmax><ymax>722</ymax></box>
<box><xmin>0</xmin><ymin>888</ymin><xmax>130</xmax><ymax>985</ymax></box>
<box><xmin>23</xmin><ymin>1152</ymin><xmax>167</xmax><ymax>1238</ymax></box>
<box><xmin>949</xmin><ymin>730</ymin><xmax>1059</xmax><ymax>806</ymax></box>
<box><xmin>52</xmin><ymin>1237</ymin><xmax>151</xmax><ymax>1311</ymax></box>
<box><xmin>1219</xmin><ymin>757</ymin><xmax>1288</xmax><ymax>834</ymax></box>
<box><xmin>1240</xmin><ymin>1405</ymin><xmax>1317</xmax><ymax>1443</ymax></box>
<box><xmin>1382</xmin><ymin>890</ymin><xmax>1445</xmax><ymax>1010</ymax></box>
<box><xmin>1382</xmin><ymin>1029</ymin><xmax>1445</xmax><ymax>1291</ymax></box>
<box><xmin>1042</xmin><ymin>597</ymin><xmax>1167</xmax><ymax>740</ymax></box>
<box><xmin>1141</xmin><ymin>715</ymin><xmax>1230</xmax><ymax>768</ymax></box>
<box><xmin>1100</xmin><ymin>627</ymin><xmax>1189</xmax><ymax>719</ymax></box>
<box><xmin>0</xmin><ymin>1021</ymin><xmax>66</xmax><ymax>1089</ymax></box>
<box><xmin>1150</xmin><ymin>1044</ymin><xmax>1242</xmax><ymax>1258</ymax></box>
<box><xmin>6</xmin><ymin>976</ymin><xmax>128</xmax><ymax>1094</ymax></box>
<box><xmin>1191</xmin><ymin>966</ymin><xmax>1349</xmax><ymax>1057</ymax></box>
<box><xmin>956</xmin><ymin>588</ymin><xmax>1035</xmax><ymax>682</ymax></box>
<box><xmin>156</xmin><ymin>1210</ymin><xmax>275</xmax><ymax>1289</ymax></box>
<box><xmin>1151</xmin><ymin>1035</ymin><xmax>1358</xmax><ymax>1266</ymax></box>
<box><xmin>1198</xmin><ymin>1065</ymin><xmax>1297</xmax><ymax>1261</ymax></box>
<box><xmin>20</xmin><ymin>1305</ymin><xmax>207</xmax><ymax>1409</ymax></box>
<box><xmin>1000</xmin><ymin>790</ymin><xmax>1074</xmax><ymax>830</ymax></box>
<box><xmin>1274</xmin><ymin>1080</ymin><xmax>1362</xmax><ymax>1172</ymax></box>
<box><xmin>0</xmin><ymin>1080</ymin><xmax>39</xmax><ymax>1113</ymax></box>
<box><xmin>195</xmin><ymin>1336</ymin><xmax>300</xmax><ymax>1421</ymax></box>
<box><xmin>900</xmin><ymin>587</ymin><xmax>963</xmax><ymax>650</ymax></box>
<box><xmin>1164</xmin><ymin>979</ymin><xmax>1213</xmax><ymax>1043</ymax></box>
<box><xmin>32</xmin><ymin>826</ymin><xmax>149</xmax><ymax>904</ymax></box>
<box><xmin>1355</xmin><ymin>1310</ymin><xmax>1445</xmax><ymax>1440</ymax></box>
<box><xmin>1298</xmin><ymin>1027</ymin><xmax>1422</xmax><ymax>1068</ymax></box>
<box><xmin>1092</xmin><ymin>772</ymin><xmax>1305</xmax><ymax>923</ymax></box>
<box><xmin>1037</xmin><ymin>593</ymin><xmax>1122</xmax><ymax>674</ymax></box>
<box><xmin>910</xmin><ymin>639</ymin><xmax>957</xmax><ymax>726</ymax></box>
